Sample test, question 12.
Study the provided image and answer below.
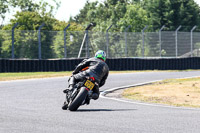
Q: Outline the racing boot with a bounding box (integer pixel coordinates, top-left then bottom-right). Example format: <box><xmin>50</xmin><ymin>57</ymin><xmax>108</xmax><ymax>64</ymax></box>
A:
<box><xmin>91</xmin><ymin>93</ymin><xmax>99</xmax><ymax>100</ymax></box>
<box><xmin>63</xmin><ymin>76</ymin><xmax>76</xmax><ymax>93</ymax></box>
<box><xmin>62</xmin><ymin>101</ymin><xmax>68</xmax><ymax>110</ymax></box>
<box><xmin>85</xmin><ymin>91</ymin><xmax>95</xmax><ymax>105</ymax></box>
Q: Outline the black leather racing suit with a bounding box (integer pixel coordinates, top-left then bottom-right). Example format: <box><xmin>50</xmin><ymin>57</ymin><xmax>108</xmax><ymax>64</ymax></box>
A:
<box><xmin>71</xmin><ymin>57</ymin><xmax>109</xmax><ymax>99</ymax></box>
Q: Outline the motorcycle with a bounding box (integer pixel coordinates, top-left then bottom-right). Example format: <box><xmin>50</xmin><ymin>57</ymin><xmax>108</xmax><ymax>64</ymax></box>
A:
<box><xmin>62</xmin><ymin>76</ymin><xmax>99</xmax><ymax>111</ymax></box>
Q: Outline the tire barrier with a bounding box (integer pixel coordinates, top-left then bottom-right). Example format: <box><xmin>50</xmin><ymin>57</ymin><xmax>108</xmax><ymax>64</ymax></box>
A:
<box><xmin>0</xmin><ymin>57</ymin><xmax>200</xmax><ymax>72</ymax></box>
<box><xmin>106</xmin><ymin>57</ymin><xmax>200</xmax><ymax>71</ymax></box>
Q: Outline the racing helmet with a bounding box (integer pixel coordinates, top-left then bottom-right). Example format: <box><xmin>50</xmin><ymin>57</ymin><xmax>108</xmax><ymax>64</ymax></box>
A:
<box><xmin>95</xmin><ymin>50</ymin><xmax>106</xmax><ymax>61</ymax></box>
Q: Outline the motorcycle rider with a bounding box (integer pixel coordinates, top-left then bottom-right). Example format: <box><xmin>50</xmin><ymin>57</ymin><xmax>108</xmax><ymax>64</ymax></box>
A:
<box><xmin>63</xmin><ymin>50</ymin><xmax>109</xmax><ymax>101</ymax></box>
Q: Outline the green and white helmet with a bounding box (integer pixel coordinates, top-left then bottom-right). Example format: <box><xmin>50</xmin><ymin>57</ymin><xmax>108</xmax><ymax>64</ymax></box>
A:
<box><xmin>95</xmin><ymin>50</ymin><xmax>106</xmax><ymax>61</ymax></box>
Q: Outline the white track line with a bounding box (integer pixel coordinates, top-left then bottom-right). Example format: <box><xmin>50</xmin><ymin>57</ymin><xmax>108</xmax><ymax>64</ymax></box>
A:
<box><xmin>100</xmin><ymin>76</ymin><xmax>200</xmax><ymax>110</ymax></box>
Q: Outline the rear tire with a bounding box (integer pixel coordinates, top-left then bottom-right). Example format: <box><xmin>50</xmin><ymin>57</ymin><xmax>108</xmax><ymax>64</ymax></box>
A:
<box><xmin>68</xmin><ymin>87</ymin><xmax>88</xmax><ymax>111</ymax></box>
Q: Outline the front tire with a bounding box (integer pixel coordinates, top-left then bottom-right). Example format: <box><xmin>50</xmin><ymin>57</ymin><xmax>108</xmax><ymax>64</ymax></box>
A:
<box><xmin>68</xmin><ymin>87</ymin><xmax>88</xmax><ymax>111</ymax></box>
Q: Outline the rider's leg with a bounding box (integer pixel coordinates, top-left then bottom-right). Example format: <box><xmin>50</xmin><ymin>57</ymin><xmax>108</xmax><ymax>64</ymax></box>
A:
<box><xmin>68</xmin><ymin>76</ymin><xmax>76</xmax><ymax>90</ymax></box>
<box><xmin>63</xmin><ymin>73</ymin><xmax>85</xmax><ymax>93</ymax></box>
<box><xmin>63</xmin><ymin>76</ymin><xmax>76</xmax><ymax>93</ymax></box>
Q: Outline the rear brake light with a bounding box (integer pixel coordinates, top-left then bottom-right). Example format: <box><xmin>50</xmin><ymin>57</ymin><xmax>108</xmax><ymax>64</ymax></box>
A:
<box><xmin>90</xmin><ymin>77</ymin><xmax>95</xmax><ymax>81</ymax></box>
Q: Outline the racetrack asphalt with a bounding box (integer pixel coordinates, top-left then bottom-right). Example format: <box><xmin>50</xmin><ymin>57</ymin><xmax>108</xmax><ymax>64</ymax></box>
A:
<box><xmin>0</xmin><ymin>71</ymin><xmax>200</xmax><ymax>133</ymax></box>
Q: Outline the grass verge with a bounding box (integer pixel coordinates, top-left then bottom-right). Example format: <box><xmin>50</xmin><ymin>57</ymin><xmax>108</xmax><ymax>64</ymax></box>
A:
<box><xmin>123</xmin><ymin>77</ymin><xmax>200</xmax><ymax>108</ymax></box>
<box><xmin>0</xmin><ymin>72</ymin><xmax>73</xmax><ymax>81</ymax></box>
<box><xmin>0</xmin><ymin>70</ymin><xmax>199</xmax><ymax>81</ymax></box>
<box><xmin>0</xmin><ymin>70</ymin><xmax>162</xmax><ymax>81</ymax></box>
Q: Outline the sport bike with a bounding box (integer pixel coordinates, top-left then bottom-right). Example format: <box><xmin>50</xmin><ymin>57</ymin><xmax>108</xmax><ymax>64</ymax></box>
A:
<box><xmin>62</xmin><ymin>77</ymin><xmax>99</xmax><ymax>111</ymax></box>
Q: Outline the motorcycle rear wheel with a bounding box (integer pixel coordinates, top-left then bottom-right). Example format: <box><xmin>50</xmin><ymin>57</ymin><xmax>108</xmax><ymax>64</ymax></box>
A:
<box><xmin>68</xmin><ymin>87</ymin><xmax>88</xmax><ymax>111</ymax></box>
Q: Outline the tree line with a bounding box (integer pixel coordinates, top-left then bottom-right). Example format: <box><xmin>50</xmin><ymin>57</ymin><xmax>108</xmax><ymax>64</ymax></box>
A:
<box><xmin>0</xmin><ymin>0</ymin><xmax>200</xmax><ymax>59</ymax></box>
<box><xmin>1</xmin><ymin>0</ymin><xmax>200</xmax><ymax>31</ymax></box>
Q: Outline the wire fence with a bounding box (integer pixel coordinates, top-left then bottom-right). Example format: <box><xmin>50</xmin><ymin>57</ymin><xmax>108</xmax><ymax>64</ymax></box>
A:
<box><xmin>0</xmin><ymin>30</ymin><xmax>200</xmax><ymax>59</ymax></box>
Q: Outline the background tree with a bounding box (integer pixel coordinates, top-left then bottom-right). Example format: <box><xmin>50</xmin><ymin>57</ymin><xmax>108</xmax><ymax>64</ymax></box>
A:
<box><xmin>143</xmin><ymin>0</ymin><xmax>200</xmax><ymax>31</ymax></box>
<box><xmin>2</xmin><ymin>11</ymin><xmax>53</xmax><ymax>58</ymax></box>
<box><xmin>177</xmin><ymin>0</ymin><xmax>200</xmax><ymax>31</ymax></box>
<box><xmin>1</xmin><ymin>0</ymin><xmax>200</xmax><ymax>59</ymax></box>
<box><xmin>143</xmin><ymin>0</ymin><xmax>173</xmax><ymax>31</ymax></box>
<box><xmin>0</xmin><ymin>0</ymin><xmax>60</xmax><ymax>26</ymax></box>
<box><xmin>51</xmin><ymin>22</ymin><xmax>84</xmax><ymax>58</ymax></box>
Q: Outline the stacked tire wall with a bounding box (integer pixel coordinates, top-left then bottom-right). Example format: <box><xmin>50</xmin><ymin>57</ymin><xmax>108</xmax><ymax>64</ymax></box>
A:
<box><xmin>0</xmin><ymin>57</ymin><xmax>200</xmax><ymax>72</ymax></box>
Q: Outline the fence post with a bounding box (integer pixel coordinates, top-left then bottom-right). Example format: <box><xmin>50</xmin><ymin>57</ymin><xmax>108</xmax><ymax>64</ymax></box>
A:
<box><xmin>64</xmin><ymin>24</ymin><xmax>70</xmax><ymax>58</ymax></box>
<box><xmin>190</xmin><ymin>26</ymin><xmax>197</xmax><ymax>57</ymax></box>
<box><xmin>159</xmin><ymin>25</ymin><xmax>165</xmax><ymax>57</ymax></box>
<box><xmin>78</xmin><ymin>23</ymin><xmax>95</xmax><ymax>58</ymax></box>
<box><xmin>85</xmin><ymin>30</ymin><xmax>89</xmax><ymax>58</ymax></box>
<box><xmin>142</xmin><ymin>25</ymin><xmax>148</xmax><ymax>57</ymax></box>
<box><xmin>175</xmin><ymin>25</ymin><xmax>182</xmax><ymax>57</ymax></box>
<box><xmin>125</xmin><ymin>25</ymin><xmax>131</xmax><ymax>57</ymax></box>
<box><xmin>38</xmin><ymin>23</ymin><xmax>45</xmax><ymax>60</ymax></box>
<box><xmin>106</xmin><ymin>24</ymin><xmax>112</xmax><ymax>58</ymax></box>
<box><xmin>12</xmin><ymin>23</ymin><xmax>19</xmax><ymax>59</ymax></box>
<box><xmin>78</xmin><ymin>33</ymin><xmax>87</xmax><ymax>58</ymax></box>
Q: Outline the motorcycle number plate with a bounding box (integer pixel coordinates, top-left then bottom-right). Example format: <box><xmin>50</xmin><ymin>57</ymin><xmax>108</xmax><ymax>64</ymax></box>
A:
<box><xmin>84</xmin><ymin>80</ymin><xmax>95</xmax><ymax>90</ymax></box>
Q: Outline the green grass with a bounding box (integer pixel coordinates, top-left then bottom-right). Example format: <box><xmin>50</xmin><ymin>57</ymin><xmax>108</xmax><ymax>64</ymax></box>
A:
<box><xmin>0</xmin><ymin>70</ymin><xmax>157</xmax><ymax>81</ymax></box>
<box><xmin>0</xmin><ymin>71</ymin><xmax>72</xmax><ymax>81</ymax></box>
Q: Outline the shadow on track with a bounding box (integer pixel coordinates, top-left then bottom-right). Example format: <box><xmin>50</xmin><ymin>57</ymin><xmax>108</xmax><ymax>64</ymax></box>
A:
<box><xmin>76</xmin><ymin>108</ymin><xmax>137</xmax><ymax>112</ymax></box>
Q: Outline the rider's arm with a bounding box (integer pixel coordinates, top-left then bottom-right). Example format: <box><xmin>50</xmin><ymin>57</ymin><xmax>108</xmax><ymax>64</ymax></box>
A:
<box><xmin>72</xmin><ymin>59</ymin><xmax>89</xmax><ymax>74</ymax></box>
<box><xmin>99</xmin><ymin>72</ymin><xmax>109</xmax><ymax>87</ymax></box>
